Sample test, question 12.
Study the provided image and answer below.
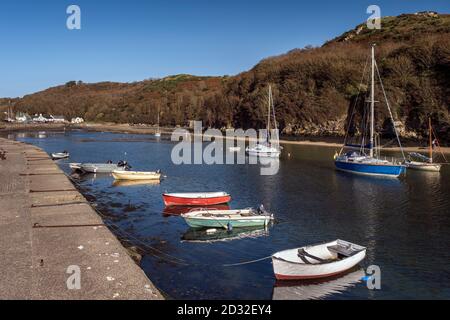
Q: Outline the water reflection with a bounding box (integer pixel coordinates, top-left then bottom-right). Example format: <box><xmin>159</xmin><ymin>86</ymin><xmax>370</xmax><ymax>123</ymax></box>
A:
<box><xmin>112</xmin><ymin>179</ymin><xmax>161</xmax><ymax>187</ymax></box>
<box><xmin>272</xmin><ymin>268</ymin><xmax>364</xmax><ymax>300</ymax></box>
<box><xmin>7</xmin><ymin>130</ymin><xmax>450</xmax><ymax>300</ymax></box>
<box><xmin>182</xmin><ymin>226</ymin><xmax>270</xmax><ymax>243</ymax></box>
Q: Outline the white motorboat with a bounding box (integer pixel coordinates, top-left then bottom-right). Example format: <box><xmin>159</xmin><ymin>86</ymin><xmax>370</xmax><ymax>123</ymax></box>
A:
<box><xmin>228</xmin><ymin>146</ymin><xmax>241</xmax><ymax>152</ymax></box>
<box><xmin>272</xmin><ymin>239</ymin><xmax>366</xmax><ymax>280</ymax></box>
<box><xmin>112</xmin><ymin>169</ymin><xmax>161</xmax><ymax>180</ymax></box>
<box><xmin>246</xmin><ymin>144</ymin><xmax>281</xmax><ymax>158</ymax></box>
<box><xmin>181</xmin><ymin>206</ymin><xmax>273</xmax><ymax>229</ymax></box>
<box><xmin>70</xmin><ymin>161</ymin><xmax>130</xmax><ymax>173</ymax></box>
<box><xmin>51</xmin><ymin>151</ymin><xmax>69</xmax><ymax>160</ymax></box>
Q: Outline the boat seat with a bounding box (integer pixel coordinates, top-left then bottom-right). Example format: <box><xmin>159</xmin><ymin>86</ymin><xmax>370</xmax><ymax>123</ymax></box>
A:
<box><xmin>297</xmin><ymin>249</ymin><xmax>325</xmax><ymax>264</ymax></box>
<box><xmin>327</xmin><ymin>244</ymin><xmax>355</xmax><ymax>257</ymax></box>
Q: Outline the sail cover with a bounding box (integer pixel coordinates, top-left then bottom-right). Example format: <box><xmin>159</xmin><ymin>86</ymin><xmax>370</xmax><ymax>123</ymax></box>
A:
<box><xmin>345</xmin><ymin>143</ymin><xmax>372</xmax><ymax>149</ymax></box>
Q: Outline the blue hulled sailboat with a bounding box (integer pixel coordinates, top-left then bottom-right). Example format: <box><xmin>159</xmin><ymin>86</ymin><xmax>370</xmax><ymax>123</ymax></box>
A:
<box><xmin>334</xmin><ymin>45</ymin><xmax>406</xmax><ymax>178</ymax></box>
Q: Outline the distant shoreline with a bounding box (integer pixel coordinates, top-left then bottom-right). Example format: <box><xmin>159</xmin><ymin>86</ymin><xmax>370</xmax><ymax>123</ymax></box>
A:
<box><xmin>2</xmin><ymin>122</ymin><xmax>449</xmax><ymax>155</ymax></box>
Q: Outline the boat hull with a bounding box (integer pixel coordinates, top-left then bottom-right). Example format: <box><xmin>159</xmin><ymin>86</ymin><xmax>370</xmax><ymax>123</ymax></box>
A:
<box><xmin>52</xmin><ymin>153</ymin><xmax>69</xmax><ymax>160</ymax></box>
<box><xmin>183</xmin><ymin>216</ymin><xmax>271</xmax><ymax>229</ymax></box>
<box><xmin>78</xmin><ymin>164</ymin><xmax>123</xmax><ymax>173</ymax></box>
<box><xmin>246</xmin><ymin>144</ymin><xmax>281</xmax><ymax>158</ymax></box>
<box><xmin>163</xmin><ymin>204</ymin><xmax>230</xmax><ymax>216</ymax></box>
<box><xmin>272</xmin><ymin>241</ymin><xmax>366</xmax><ymax>281</ymax></box>
<box><xmin>163</xmin><ymin>194</ymin><xmax>231</xmax><ymax>206</ymax></box>
<box><xmin>247</xmin><ymin>150</ymin><xmax>281</xmax><ymax>158</ymax></box>
<box><xmin>335</xmin><ymin>160</ymin><xmax>406</xmax><ymax>177</ymax></box>
<box><xmin>112</xmin><ymin>170</ymin><xmax>161</xmax><ymax>180</ymax></box>
<box><xmin>406</xmin><ymin>161</ymin><xmax>441</xmax><ymax>172</ymax></box>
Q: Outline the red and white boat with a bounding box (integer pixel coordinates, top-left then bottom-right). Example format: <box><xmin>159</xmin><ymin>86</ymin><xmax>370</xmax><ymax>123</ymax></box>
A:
<box><xmin>162</xmin><ymin>192</ymin><xmax>231</xmax><ymax>206</ymax></box>
<box><xmin>272</xmin><ymin>239</ymin><xmax>366</xmax><ymax>280</ymax></box>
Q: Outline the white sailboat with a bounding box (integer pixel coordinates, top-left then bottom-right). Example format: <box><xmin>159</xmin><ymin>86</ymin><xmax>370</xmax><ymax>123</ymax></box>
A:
<box><xmin>334</xmin><ymin>44</ymin><xmax>406</xmax><ymax>177</ymax></box>
<box><xmin>154</xmin><ymin>109</ymin><xmax>161</xmax><ymax>137</ymax></box>
<box><xmin>406</xmin><ymin>117</ymin><xmax>445</xmax><ymax>172</ymax></box>
<box><xmin>246</xmin><ymin>85</ymin><xmax>281</xmax><ymax>158</ymax></box>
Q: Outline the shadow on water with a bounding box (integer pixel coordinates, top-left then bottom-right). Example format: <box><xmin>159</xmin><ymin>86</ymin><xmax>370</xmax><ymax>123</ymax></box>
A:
<box><xmin>181</xmin><ymin>226</ymin><xmax>270</xmax><ymax>243</ymax></box>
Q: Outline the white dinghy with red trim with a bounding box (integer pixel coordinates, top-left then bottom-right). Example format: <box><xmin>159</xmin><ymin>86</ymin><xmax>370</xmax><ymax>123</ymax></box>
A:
<box><xmin>272</xmin><ymin>239</ymin><xmax>366</xmax><ymax>280</ymax></box>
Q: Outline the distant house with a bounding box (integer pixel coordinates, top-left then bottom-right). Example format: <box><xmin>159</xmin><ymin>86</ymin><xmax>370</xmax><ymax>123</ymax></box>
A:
<box><xmin>71</xmin><ymin>117</ymin><xmax>84</xmax><ymax>124</ymax></box>
<box><xmin>49</xmin><ymin>115</ymin><xmax>66</xmax><ymax>123</ymax></box>
<box><xmin>32</xmin><ymin>114</ymin><xmax>48</xmax><ymax>123</ymax></box>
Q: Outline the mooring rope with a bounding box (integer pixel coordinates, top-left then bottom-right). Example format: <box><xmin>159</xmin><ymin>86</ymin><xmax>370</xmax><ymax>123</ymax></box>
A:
<box><xmin>222</xmin><ymin>256</ymin><xmax>272</xmax><ymax>267</ymax></box>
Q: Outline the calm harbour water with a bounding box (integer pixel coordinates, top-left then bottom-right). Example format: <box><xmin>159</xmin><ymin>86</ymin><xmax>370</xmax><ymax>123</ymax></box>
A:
<box><xmin>7</xmin><ymin>130</ymin><xmax>450</xmax><ymax>300</ymax></box>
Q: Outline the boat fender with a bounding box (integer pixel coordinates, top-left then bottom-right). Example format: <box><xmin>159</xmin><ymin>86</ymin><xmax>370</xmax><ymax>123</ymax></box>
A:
<box><xmin>227</xmin><ymin>222</ymin><xmax>233</xmax><ymax>232</ymax></box>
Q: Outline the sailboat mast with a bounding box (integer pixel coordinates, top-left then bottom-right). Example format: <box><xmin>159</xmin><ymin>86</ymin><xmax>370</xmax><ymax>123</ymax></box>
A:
<box><xmin>370</xmin><ymin>45</ymin><xmax>375</xmax><ymax>158</ymax></box>
<box><xmin>267</xmin><ymin>85</ymin><xmax>271</xmax><ymax>143</ymax></box>
<box><xmin>429</xmin><ymin>117</ymin><xmax>432</xmax><ymax>163</ymax></box>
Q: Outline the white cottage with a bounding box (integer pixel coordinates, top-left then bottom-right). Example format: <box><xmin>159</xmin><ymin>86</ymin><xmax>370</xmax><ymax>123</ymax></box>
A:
<box><xmin>32</xmin><ymin>114</ymin><xmax>48</xmax><ymax>123</ymax></box>
<box><xmin>71</xmin><ymin>117</ymin><xmax>84</xmax><ymax>124</ymax></box>
<box><xmin>50</xmin><ymin>115</ymin><xmax>66</xmax><ymax>123</ymax></box>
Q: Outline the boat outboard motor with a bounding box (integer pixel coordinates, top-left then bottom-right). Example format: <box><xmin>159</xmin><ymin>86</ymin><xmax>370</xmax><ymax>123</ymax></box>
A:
<box><xmin>258</xmin><ymin>204</ymin><xmax>266</xmax><ymax>214</ymax></box>
<box><xmin>107</xmin><ymin>160</ymin><xmax>113</xmax><ymax>164</ymax></box>
<box><xmin>118</xmin><ymin>160</ymin><xmax>131</xmax><ymax>170</ymax></box>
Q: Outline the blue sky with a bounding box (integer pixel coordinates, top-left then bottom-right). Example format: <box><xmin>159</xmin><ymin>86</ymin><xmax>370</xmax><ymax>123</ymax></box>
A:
<box><xmin>0</xmin><ymin>0</ymin><xmax>448</xmax><ymax>97</ymax></box>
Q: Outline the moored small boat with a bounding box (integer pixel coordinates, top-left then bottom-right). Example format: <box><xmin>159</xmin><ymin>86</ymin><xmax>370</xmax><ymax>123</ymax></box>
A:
<box><xmin>228</xmin><ymin>146</ymin><xmax>241</xmax><ymax>152</ymax></box>
<box><xmin>162</xmin><ymin>192</ymin><xmax>231</xmax><ymax>206</ymax></box>
<box><xmin>70</xmin><ymin>161</ymin><xmax>130</xmax><ymax>173</ymax></box>
<box><xmin>51</xmin><ymin>151</ymin><xmax>69</xmax><ymax>160</ymax></box>
<box><xmin>272</xmin><ymin>239</ymin><xmax>366</xmax><ymax>280</ymax></box>
<box><xmin>335</xmin><ymin>152</ymin><xmax>406</xmax><ymax>177</ymax></box>
<box><xmin>112</xmin><ymin>169</ymin><xmax>161</xmax><ymax>180</ymax></box>
<box><xmin>404</xmin><ymin>118</ymin><xmax>445</xmax><ymax>172</ymax></box>
<box><xmin>181</xmin><ymin>206</ymin><xmax>273</xmax><ymax>229</ymax></box>
<box><xmin>405</xmin><ymin>160</ymin><xmax>441</xmax><ymax>172</ymax></box>
<box><xmin>246</xmin><ymin>144</ymin><xmax>281</xmax><ymax>158</ymax></box>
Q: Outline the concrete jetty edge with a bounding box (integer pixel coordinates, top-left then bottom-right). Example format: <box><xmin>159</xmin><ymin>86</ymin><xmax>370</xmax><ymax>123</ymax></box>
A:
<box><xmin>0</xmin><ymin>137</ymin><xmax>163</xmax><ymax>300</ymax></box>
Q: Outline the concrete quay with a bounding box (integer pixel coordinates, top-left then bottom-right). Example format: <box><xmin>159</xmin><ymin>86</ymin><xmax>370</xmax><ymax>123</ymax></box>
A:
<box><xmin>0</xmin><ymin>137</ymin><xmax>163</xmax><ymax>300</ymax></box>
